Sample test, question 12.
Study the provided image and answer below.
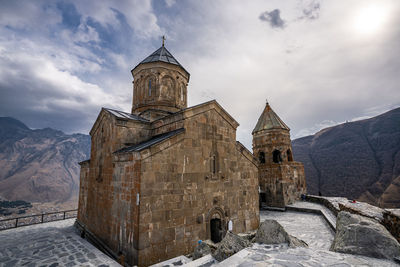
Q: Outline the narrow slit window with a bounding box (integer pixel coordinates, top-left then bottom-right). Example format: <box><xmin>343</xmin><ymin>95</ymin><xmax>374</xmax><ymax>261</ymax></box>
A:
<box><xmin>148</xmin><ymin>80</ymin><xmax>152</xmax><ymax>96</ymax></box>
<box><xmin>181</xmin><ymin>85</ymin><xmax>184</xmax><ymax>101</ymax></box>
<box><xmin>212</xmin><ymin>155</ymin><xmax>216</xmax><ymax>174</ymax></box>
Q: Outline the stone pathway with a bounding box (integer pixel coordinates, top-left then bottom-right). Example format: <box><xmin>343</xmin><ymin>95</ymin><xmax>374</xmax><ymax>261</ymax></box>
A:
<box><xmin>287</xmin><ymin>200</ymin><xmax>337</xmax><ymax>231</ymax></box>
<box><xmin>260</xmin><ymin>210</ymin><xmax>334</xmax><ymax>250</ymax></box>
<box><xmin>0</xmin><ymin>219</ymin><xmax>120</xmax><ymax>267</ymax></box>
<box><xmin>170</xmin><ymin>208</ymin><xmax>398</xmax><ymax>266</ymax></box>
<box><xmin>218</xmin><ymin>210</ymin><xmax>398</xmax><ymax>266</ymax></box>
<box><xmin>219</xmin><ymin>243</ymin><xmax>399</xmax><ymax>266</ymax></box>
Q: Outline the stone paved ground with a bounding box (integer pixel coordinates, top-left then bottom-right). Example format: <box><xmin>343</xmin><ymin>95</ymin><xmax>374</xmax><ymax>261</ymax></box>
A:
<box><xmin>287</xmin><ymin>200</ymin><xmax>337</xmax><ymax>230</ymax></box>
<box><xmin>260</xmin><ymin>210</ymin><xmax>334</xmax><ymax>250</ymax></box>
<box><xmin>0</xmin><ymin>219</ymin><xmax>120</xmax><ymax>267</ymax></box>
<box><xmin>221</xmin><ymin>210</ymin><xmax>398</xmax><ymax>266</ymax></box>
<box><xmin>219</xmin><ymin>243</ymin><xmax>399</xmax><ymax>266</ymax></box>
<box><xmin>169</xmin><ymin>209</ymin><xmax>399</xmax><ymax>266</ymax></box>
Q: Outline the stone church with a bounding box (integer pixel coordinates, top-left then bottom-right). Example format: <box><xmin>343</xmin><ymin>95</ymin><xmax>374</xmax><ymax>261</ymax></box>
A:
<box><xmin>76</xmin><ymin>42</ymin><xmax>305</xmax><ymax>266</ymax></box>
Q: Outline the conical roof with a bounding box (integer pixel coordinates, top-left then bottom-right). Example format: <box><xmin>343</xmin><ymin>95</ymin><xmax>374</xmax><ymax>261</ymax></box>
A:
<box><xmin>133</xmin><ymin>45</ymin><xmax>189</xmax><ymax>76</ymax></box>
<box><xmin>140</xmin><ymin>45</ymin><xmax>181</xmax><ymax>66</ymax></box>
<box><xmin>252</xmin><ymin>102</ymin><xmax>290</xmax><ymax>134</ymax></box>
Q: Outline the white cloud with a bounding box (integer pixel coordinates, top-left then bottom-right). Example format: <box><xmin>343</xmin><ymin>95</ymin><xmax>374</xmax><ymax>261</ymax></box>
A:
<box><xmin>165</xmin><ymin>0</ymin><xmax>176</xmax><ymax>7</ymax></box>
<box><xmin>0</xmin><ymin>1</ymin><xmax>61</xmax><ymax>30</ymax></box>
<box><xmin>1</xmin><ymin>0</ymin><xmax>400</xmax><ymax>146</ymax></box>
<box><xmin>0</xmin><ymin>33</ymin><xmax>119</xmax><ymax>133</ymax></box>
<box><xmin>74</xmin><ymin>0</ymin><xmax>162</xmax><ymax>39</ymax></box>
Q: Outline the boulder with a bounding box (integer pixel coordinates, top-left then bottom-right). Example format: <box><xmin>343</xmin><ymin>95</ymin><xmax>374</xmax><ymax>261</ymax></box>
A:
<box><xmin>193</xmin><ymin>242</ymin><xmax>211</xmax><ymax>260</ymax></box>
<box><xmin>212</xmin><ymin>232</ymin><xmax>251</xmax><ymax>262</ymax></box>
<box><xmin>289</xmin><ymin>235</ymin><xmax>309</xmax><ymax>248</ymax></box>
<box><xmin>254</xmin><ymin>219</ymin><xmax>308</xmax><ymax>248</ymax></box>
<box><xmin>238</xmin><ymin>230</ymin><xmax>257</xmax><ymax>243</ymax></box>
<box><xmin>330</xmin><ymin>211</ymin><xmax>400</xmax><ymax>260</ymax></box>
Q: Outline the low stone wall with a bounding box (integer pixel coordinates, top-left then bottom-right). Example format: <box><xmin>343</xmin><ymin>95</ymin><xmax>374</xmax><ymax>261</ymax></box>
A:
<box><xmin>304</xmin><ymin>195</ymin><xmax>339</xmax><ymax>217</ymax></box>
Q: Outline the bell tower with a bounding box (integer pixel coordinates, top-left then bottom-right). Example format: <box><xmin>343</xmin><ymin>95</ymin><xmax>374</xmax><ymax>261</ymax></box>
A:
<box><xmin>130</xmin><ymin>38</ymin><xmax>190</xmax><ymax>120</ymax></box>
<box><xmin>252</xmin><ymin>101</ymin><xmax>306</xmax><ymax>207</ymax></box>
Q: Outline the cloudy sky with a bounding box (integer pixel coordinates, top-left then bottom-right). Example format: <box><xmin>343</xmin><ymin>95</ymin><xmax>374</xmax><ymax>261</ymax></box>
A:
<box><xmin>0</xmin><ymin>0</ymin><xmax>399</xmax><ymax>149</ymax></box>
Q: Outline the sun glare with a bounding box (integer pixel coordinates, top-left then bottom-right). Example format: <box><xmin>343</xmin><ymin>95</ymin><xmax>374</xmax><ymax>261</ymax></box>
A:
<box><xmin>353</xmin><ymin>5</ymin><xmax>388</xmax><ymax>35</ymax></box>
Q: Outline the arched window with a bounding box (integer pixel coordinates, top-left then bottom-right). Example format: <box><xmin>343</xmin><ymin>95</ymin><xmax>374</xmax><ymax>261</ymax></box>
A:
<box><xmin>212</xmin><ymin>155</ymin><xmax>216</xmax><ymax>174</ymax></box>
<box><xmin>148</xmin><ymin>79</ymin><xmax>152</xmax><ymax>96</ymax></box>
<box><xmin>272</xmin><ymin>150</ymin><xmax>282</xmax><ymax>163</ymax></box>
<box><xmin>180</xmin><ymin>85</ymin><xmax>184</xmax><ymax>101</ymax></box>
<box><xmin>259</xmin><ymin>152</ymin><xmax>265</xmax><ymax>164</ymax></box>
<box><xmin>287</xmin><ymin>149</ymin><xmax>293</xmax><ymax>162</ymax></box>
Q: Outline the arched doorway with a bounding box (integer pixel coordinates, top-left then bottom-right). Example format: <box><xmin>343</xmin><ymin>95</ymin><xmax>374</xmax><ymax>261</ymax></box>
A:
<box><xmin>206</xmin><ymin>207</ymin><xmax>226</xmax><ymax>243</ymax></box>
<box><xmin>210</xmin><ymin>218</ymin><xmax>223</xmax><ymax>243</ymax></box>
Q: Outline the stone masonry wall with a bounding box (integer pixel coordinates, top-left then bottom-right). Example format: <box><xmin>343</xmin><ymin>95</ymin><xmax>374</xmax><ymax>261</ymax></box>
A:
<box><xmin>135</xmin><ymin>108</ymin><xmax>259</xmax><ymax>266</ymax></box>
<box><xmin>77</xmin><ymin>110</ymin><xmax>151</xmax><ymax>265</ymax></box>
<box><xmin>132</xmin><ymin>62</ymin><xmax>189</xmax><ymax>114</ymax></box>
<box><xmin>253</xmin><ymin>130</ymin><xmax>306</xmax><ymax>207</ymax></box>
<box><xmin>77</xmin><ymin>160</ymin><xmax>90</xmax><ymax>223</ymax></box>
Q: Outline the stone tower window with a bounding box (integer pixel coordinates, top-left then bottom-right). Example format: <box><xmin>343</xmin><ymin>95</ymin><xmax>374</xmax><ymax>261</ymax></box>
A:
<box><xmin>259</xmin><ymin>152</ymin><xmax>265</xmax><ymax>164</ymax></box>
<box><xmin>287</xmin><ymin>149</ymin><xmax>293</xmax><ymax>162</ymax></box>
<box><xmin>272</xmin><ymin>150</ymin><xmax>282</xmax><ymax>163</ymax></box>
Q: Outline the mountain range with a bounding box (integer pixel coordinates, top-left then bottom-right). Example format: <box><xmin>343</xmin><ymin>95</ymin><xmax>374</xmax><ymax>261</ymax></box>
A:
<box><xmin>0</xmin><ymin>117</ymin><xmax>90</xmax><ymax>204</ymax></box>
<box><xmin>0</xmin><ymin>107</ymin><xmax>399</xmax><ymax>208</ymax></box>
<box><xmin>292</xmin><ymin>107</ymin><xmax>400</xmax><ymax>208</ymax></box>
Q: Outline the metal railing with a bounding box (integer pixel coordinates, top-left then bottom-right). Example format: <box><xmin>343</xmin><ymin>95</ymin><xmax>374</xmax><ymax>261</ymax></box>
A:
<box><xmin>0</xmin><ymin>209</ymin><xmax>78</xmax><ymax>231</ymax></box>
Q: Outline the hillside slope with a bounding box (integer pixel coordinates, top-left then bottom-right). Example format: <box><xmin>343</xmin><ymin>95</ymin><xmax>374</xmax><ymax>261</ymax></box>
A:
<box><xmin>292</xmin><ymin>107</ymin><xmax>400</xmax><ymax>208</ymax></box>
<box><xmin>0</xmin><ymin>117</ymin><xmax>90</xmax><ymax>203</ymax></box>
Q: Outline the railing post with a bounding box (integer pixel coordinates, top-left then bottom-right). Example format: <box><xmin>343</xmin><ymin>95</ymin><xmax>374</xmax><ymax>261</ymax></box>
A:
<box><xmin>15</xmin><ymin>218</ymin><xmax>18</xmax><ymax>228</ymax></box>
<box><xmin>63</xmin><ymin>211</ymin><xmax>66</xmax><ymax>220</ymax></box>
<box><xmin>41</xmin><ymin>214</ymin><xmax>44</xmax><ymax>223</ymax></box>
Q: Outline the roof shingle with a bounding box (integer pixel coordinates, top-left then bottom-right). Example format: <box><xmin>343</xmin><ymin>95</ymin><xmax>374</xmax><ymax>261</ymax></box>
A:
<box><xmin>252</xmin><ymin>103</ymin><xmax>290</xmax><ymax>134</ymax></box>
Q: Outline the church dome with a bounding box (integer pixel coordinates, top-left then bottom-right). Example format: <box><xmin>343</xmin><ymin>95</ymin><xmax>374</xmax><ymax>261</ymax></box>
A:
<box><xmin>132</xmin><ymin>45</ymin><xmax>189</xmax><ymax>76</ymax></box>
<box><xmin>130</xmin><ymin>42</ymin><xmax>190</xmax><ymax>115</ymax></box>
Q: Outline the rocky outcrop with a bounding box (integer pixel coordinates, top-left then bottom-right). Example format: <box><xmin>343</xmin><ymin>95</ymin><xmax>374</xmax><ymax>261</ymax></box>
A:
<box><xmin>212</xmin><ymin>232</ymin><xmax>251</xmax><ymax>262</ymax></box>
<box><xmin>292</xmin><ymin>107</ymin><xmax>400</xmax><ymax>208</ymax></box>
<box><xmin>254</xmin><ymin>220</ymin><xmax>308</xmax><ymax>248</ymax></box>
<box><xmin>193</xmin><ymin>242</ymin><xmax>212</xmax><ymax>260</ymax></box>
<box><xmin>331</xmin><ymin>211</ymin><xmax>400</xmax><ymax>260</ymax></box>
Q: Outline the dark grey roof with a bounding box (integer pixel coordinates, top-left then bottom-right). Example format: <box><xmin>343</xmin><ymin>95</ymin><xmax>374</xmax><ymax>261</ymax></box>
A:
<box><xmin>103</xmin><ymin>108</ymin><xmax>149</xmax><ymax>122</ymax></box>
<box><xmin>140</xmin><ymin>46</ymin><xmax>181</xmax><ymax>65</ymax></box>
<box><xmin>133</xmin><ymin>46</ymin><xmax>189</xmax><ymax>76</ymax></box>
<box><xmin>115</xmin><ymin>128</ymin><xmax>185</xmax><ymax>153</ymax></box>
<box><xmin>252</xmin><ymin>103</ymin><xmax>290</xmax><ymax>134</ymax></box>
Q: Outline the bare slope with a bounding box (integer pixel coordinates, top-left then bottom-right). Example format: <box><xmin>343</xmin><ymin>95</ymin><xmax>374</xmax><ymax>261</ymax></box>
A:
<box><xmin>0</xmin><ymin>117</ymin><xmax>90</xmax><ymax>203</ymax></box>
<box><xmin>292</xmin><ymin>107</ymin><xmax>400</xmax><ymax>208</ymax></box>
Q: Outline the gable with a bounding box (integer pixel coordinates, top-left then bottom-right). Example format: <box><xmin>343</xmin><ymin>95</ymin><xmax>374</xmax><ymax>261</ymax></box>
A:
<box><xmin>90</xmin><ymin>108</ymin><xmax>149</xmax><ymax>136</ymax></box>
<box><xmin>183</xmin><ymin>100</ymin><xmax>239</xmax><ymax>129</ymax></box>
<box><xmin>236</xmin><ymin>141</ymin><xmax>258</xmax><ymax>167</ymax></box>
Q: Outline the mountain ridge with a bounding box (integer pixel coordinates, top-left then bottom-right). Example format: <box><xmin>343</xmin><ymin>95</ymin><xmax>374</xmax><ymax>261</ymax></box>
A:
<box><xmin>292</xmin><ymin>107</ymin><xmax>400</xmax><ymax>208</ymax></box>
<box><xmin>0</xmin><ymin>117</ymin><xmax>90</xmax><ymax>204</ymax></box>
